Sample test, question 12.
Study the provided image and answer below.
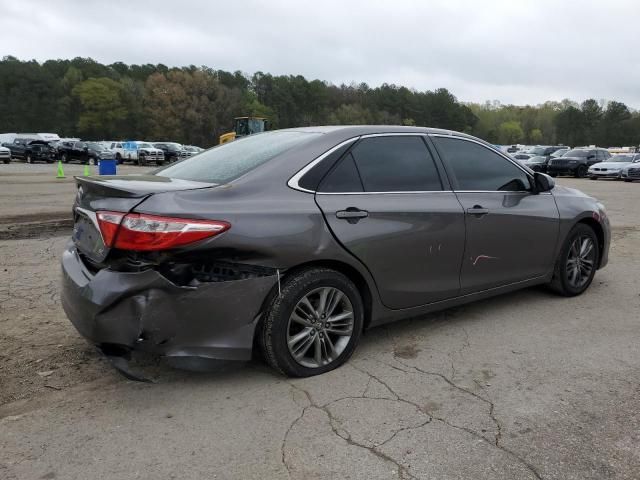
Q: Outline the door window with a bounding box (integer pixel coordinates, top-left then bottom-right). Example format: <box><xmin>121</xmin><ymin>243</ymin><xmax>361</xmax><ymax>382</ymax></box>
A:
<box><xmin>349</xmin><ymin>136</ymin><xmax>442</xmax><ymax>192</ymax></box>
<box><xmin>318</xmin><ymin>153</ymin><xmax>364</xmax><ymax>192</ymax></box>
<box><xmin>432</xmin><ymin>137</ymin><xmax>531</xmax><ymax>191</ymax></box>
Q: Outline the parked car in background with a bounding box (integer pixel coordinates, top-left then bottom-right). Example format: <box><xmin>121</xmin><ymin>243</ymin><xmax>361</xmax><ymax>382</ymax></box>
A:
<box><xmin>588</xmin><ymin>154</ymin><xmax>640</xmax><ymax>180</ymax></box>
<box><xmin>0</xmin><ymin>145</ymin><xmax>10</xmax><ymax>164</ymax></box>
<box><xmin>521</xmin><ymin>146</ymin><xmax>568</xmax><ymax>173</ymax></box>
<box><xmin>61</xmin><ymin>126</ymin><xmax>610</xmax><ymax>379</ymax></box>
<box><xmin>107</xmin><ymin>141</ymin><xmax>165</xmax><ymax>165</ymax></box>
<box><xmin>134</xmin><ymin>141</ymin><xmax>166</xmax><ymax>166</ymax></box>
<box><xmin>152</xmin><ymin>142</ymin><xmax>187</xmax><ymax>163</ymax></box>
<box><xmin>2</xmin><ymin>138</ymin><xmax>55</xmax><ymax>163</ymax></box>
<box><xmin>547</xmin><ymin>148</ymin><xmax>612</xmax><ymax>178</ymax></box>
<box><xmin>183</xmin><ymin>145</ymin><xmax>204</xmax><ymax>155</ymax></box>
<box><xmin>551</xmin><ymin>147</ymin><xmax>570</xmax><ymax>158</ymax></box>
<box><xmin>620</xmin><ymin>157</ymin><xmax>640</xmax><ymax>182</ymax></box>
<box><xmin>58</xmin><ymin>141</ymin><xmax>116</xmax><ymax>164</ymax></box>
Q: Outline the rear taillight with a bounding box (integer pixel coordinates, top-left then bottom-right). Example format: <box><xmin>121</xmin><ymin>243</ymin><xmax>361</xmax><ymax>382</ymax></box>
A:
<box><xmin>96</xmin><ymin>211</ymin><xmax>229</xmax><ymax>251</ymax></box>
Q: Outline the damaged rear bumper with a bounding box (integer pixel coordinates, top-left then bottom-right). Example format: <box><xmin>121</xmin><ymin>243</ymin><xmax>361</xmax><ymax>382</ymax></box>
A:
<box><xmin>60</xmin><ymin>242</ymin><xmax>277</xmax><ymax>362</ymax></box>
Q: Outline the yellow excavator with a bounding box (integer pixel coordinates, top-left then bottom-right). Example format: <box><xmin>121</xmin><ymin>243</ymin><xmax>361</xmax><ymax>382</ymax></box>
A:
<box><xmin>219</xmin><ymin>117</ymin><xmax>268</xmax><ymax>144</ymax></box>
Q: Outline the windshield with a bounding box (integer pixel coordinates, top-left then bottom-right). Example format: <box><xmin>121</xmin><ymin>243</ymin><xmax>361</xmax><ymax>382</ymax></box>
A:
<box><xmin>526</xmin><ymin>155</ymin><xmax>547</xmax><ymax>162</ymax></box>
<box><xmin>609</xmin><ymin>155</ymin><xmax>634</xmax><ymax>162</ymax></box>
<box><xmin>87</xmin><ymin>142</ymin><xmax>106</xmax><ymax>150</ymax></box>
<box><xmin>137</xmin><ymin>142</ymin><xmax>153</xmax><ymax>148</ymax></box>
<box><xmin>564</xmin><ymin>149</ymin><xmax>591</xmax><ymax>157</ymax></box>
<box><xmin>156</xmin><ymin>131</ymin><xmax>320</xmax><ymax>184</ymax></box>
<box><xmin>527</xmin><ymin>146</ymin><xmax>547</xmax><ymax>155</ymax></box>
<box><xmin>552</xmin><ymin>149</ymin><xmax>568</xmax><ymax>157</ymax></box>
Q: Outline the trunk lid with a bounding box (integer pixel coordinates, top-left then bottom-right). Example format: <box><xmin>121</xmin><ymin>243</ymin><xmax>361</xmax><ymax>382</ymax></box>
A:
<box><xmin>72</xmin><ymin>175</ymin><xmax>214</xmax><ymax>263</ymax></box>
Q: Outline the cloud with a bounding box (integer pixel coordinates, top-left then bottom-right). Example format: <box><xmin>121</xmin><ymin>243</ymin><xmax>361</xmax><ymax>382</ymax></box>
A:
<box><xmin>3</xmin><ymin>0</ymin><xmax>640</xmax><ymax>106</ymax></box>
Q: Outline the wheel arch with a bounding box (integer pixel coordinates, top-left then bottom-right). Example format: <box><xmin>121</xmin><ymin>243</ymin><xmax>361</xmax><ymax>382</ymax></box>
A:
<box><xmin>256</xmin><ymin>259</ymin><xmax>375</xmax><ymax>339</ymax></box>
<box><xmin>575</xmin><ymin>217</ymin><xmax>605</xmax><ymax>268</ymax></box>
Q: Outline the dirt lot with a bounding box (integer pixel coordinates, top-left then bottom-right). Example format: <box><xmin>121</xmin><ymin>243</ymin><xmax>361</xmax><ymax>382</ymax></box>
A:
<box><xmin>1</xmin><ymin>165</ymin><xmax>639</xmax><ymax>479</ymax></box>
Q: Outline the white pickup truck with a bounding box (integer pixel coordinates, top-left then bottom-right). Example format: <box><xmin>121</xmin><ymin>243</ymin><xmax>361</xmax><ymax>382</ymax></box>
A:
<box><xmin>106</xmin><ymin>141</ymin><xmax>166</xmax><ymax>165</ymax></box>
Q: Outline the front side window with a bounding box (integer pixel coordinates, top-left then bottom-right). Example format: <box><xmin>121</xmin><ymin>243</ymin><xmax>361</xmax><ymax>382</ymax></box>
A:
<box><xmin>433</xmin><ymin>137</ymin><xmax>531</xmax><ymax>192</ymax></box>
<box><xmin>348</xmin><ymin>136</ymin><xmax>442</xmax><ymax>192</ymax></box>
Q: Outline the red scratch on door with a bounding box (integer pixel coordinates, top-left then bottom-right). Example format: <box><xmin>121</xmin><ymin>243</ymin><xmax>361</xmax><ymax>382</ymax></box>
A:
<box><xmin>471</xmin><ymin>255</ymin><xmax>499</xmax><ymax>266</ymax></box>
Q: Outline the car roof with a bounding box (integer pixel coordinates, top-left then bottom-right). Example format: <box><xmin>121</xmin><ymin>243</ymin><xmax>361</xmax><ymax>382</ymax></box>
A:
<box><xmin>276</xmin><ymin>125</ymin><xmax>471</xmax><ymax>137</ymax></box>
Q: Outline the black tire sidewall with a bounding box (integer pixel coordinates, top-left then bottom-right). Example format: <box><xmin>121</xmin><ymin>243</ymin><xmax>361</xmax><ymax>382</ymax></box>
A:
<box><xmin>261</xmin><ymin>268</ymin><xmax>364</xmax><ymax>377</ymax></box>
<box><xmin>553</xmin><ymin>224</ymin><xmax>600</xmax><ymax>296</ymax></box>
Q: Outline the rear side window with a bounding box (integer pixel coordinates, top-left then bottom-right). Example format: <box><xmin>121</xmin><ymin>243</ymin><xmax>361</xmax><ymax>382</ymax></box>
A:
<box><xmin>349</xmin><ymin>136</ymin><xmax>442</xmax><ymax>192</ymax></box>
<box><xmin>156</xmin><ymin>131</ymin><xmax>321</xmax><ymax>184</ymax></box>
<box><xmin>318</xmin><ymin>153</ymin><xmax>364</xmax><ymax>192</ymax></box>
<box><xmin>433</xmin><ymin>137</ymin><xmax>530</xmax><ymax>191</ymax></box>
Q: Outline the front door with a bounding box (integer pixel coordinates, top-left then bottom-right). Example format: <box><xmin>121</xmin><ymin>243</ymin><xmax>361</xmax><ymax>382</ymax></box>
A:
<box><xmin>431</xmin><ymin>135</ymin><xmax>560</xmax><ymax>293</ymax></box>
<box><xmin>315</xmin><ymin>135</ymin><xmax>466</xmax><ymax>309</ymax></box>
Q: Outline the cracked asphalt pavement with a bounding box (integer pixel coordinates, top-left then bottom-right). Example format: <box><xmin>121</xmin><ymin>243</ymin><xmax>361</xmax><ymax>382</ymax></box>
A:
<box><xmin>1</xmin><ymin>170</ymin><xmax>639</xmax><ymax>479</ymax></box>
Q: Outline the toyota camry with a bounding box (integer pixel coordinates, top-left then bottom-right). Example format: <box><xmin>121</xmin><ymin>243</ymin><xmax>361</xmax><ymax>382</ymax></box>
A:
<box><xmin>61</xmin><ymin>126</ymin><xmax>610</xmax><ymax>378</ymax></box>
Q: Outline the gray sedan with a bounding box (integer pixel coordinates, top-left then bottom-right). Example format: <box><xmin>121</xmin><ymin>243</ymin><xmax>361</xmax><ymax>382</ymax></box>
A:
<box><xmin>61</xmin><ymin>126</ymin><xmax>610</xmax><ymax>378</ymax></box>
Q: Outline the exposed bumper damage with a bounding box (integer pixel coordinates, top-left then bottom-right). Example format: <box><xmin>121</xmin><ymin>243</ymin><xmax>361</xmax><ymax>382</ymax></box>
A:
<box><xmin>61</xmin><ymin>242</ymin><xmax>277</xmax><ymax>378</ymax></box>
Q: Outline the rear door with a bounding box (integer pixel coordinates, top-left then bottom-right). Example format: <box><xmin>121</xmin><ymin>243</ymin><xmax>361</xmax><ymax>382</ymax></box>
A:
<box><xmin>315</xmin><ymin>134</ymin><xmax>466</xmax><ymax>309</ymax></box>
<box><xmin>431</xmin><ymin>135</ymin><xmax>559</xmax><ymax>293</ymax></box>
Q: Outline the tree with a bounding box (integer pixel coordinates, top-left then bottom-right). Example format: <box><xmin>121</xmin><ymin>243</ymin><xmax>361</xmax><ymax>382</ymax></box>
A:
<box><xmin>497</xmin><ymin>121</ymin><xmax>524</xmax><ymax>144</ymax></box>
<box><xmin>72</xmin><ymin>77</ymin><xmax>127</xmax><ymax>138</ymax></box>
<box><xmin>529</xmin><ymin>128</ymin><xmax>543</xmax><ymax>143</ymax></box>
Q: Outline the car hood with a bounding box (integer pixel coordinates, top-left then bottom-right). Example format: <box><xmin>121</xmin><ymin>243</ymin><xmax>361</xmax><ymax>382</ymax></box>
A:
<box><xmin>622</xmin><ymin>163</ymin><xmax>640</xmax><ymax>171</ymax></box>
<box><xmin>0</xmin><ymin>146</ymin><xmax>9</xmax><ymax>152</ymax></box>
<box><xmin>524</xmin><ymin>156</ymin><xmax>547</xmax><ymax>163</ymax></box>
<box><xmin>552</xmin><ymin>184</ymin><xmax>593</xmax><ymax>200</ymax></box>
<box><xmin>589</xmin><ymin>161</ymin><xmax>630</xmax><ymax>169</ymax></box>
<box><xmin>555</xmin><ymin>156</ymin><xmax>584</xmax><ymax>161</ymax></box>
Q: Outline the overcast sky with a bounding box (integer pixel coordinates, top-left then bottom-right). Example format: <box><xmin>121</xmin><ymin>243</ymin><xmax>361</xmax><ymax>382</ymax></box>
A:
<box><xmin>3</xmin><ymin>0</ymin><xmax>640</xmax><ymax>107</ymax></box>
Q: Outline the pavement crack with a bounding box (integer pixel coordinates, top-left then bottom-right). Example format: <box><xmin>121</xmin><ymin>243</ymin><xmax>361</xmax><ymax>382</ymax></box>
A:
<box><xmin>286</xmin><ymin>380</ymin><xmax>419</xmax><ymax>479</ymax></box>
<box><xmin>387</xmin><ymin>357</ymin><xmax>542</xmax><ymax>480</ymax></box>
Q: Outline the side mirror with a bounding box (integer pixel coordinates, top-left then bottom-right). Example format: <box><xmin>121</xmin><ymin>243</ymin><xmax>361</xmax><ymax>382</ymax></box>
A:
<box><xmin>534</xmin><ymin>172</ymin><xmax>555</xmax><ymax>193</ymax></box>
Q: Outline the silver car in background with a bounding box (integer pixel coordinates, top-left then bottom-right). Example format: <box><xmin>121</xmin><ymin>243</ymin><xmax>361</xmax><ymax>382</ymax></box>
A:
<box><xmin>589</xmin><ymin>153</ymin><xmax>640</xmax><ymax>180</ymax></box>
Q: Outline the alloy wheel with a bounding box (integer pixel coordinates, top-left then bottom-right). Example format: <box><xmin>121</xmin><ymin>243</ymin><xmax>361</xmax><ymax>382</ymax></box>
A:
<box><xmin>286</xmin><ymin>287</ymin><xmax>354</xmax><ymax>368</ymax></box>
<box><xmin>566</xmin><ymin>235</ymin><xmax>596</xmax><ymax>289</ymax></box>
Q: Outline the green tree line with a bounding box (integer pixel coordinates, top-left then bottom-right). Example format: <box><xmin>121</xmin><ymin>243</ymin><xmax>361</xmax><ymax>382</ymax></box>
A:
<box><xmin>1</xmin><ymin>56</ymin><xmax>638</xmax><ymax>147</ymax></box>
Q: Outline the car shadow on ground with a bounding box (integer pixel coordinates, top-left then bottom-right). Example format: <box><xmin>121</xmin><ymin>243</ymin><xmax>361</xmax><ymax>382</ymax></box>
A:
<box><xmin>116</xmin><ymin>284</ymin><xmax>560</xmax><ymax>387</ymax></box>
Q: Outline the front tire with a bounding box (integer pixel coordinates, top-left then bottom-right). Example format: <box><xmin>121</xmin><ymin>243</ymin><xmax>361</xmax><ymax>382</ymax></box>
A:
<box><xmin>548</xmin><ymin>224</ymin><xmax>599</xmax><ymax>297</ymax></box>
<box><xmin>26</xmin><ymin>153</ymin><xmax>32</xmax><ymax>164</ymax></box>
<box><xmin>624</xmin><ymin>178</ymin><xmax>632</xmax><ymax>182</ymax></box>
<box><xmin>137</xmin><ymin>154</ymin><xmax>146</xmax><ymax>166</ymax></box>
<box><xmin>575</xmin><ymin>165</ymin><xmax>587</xmax><ymax>178</ymax></box>
<box><xmin>61</xmin><ymin>153</ymin><xmax>68</xmax><ymax>163</ymax></box>
<box><xmin>259</xmin><ymin>268</ymin><xmax>364</xmax><ymax>377</ymax></box>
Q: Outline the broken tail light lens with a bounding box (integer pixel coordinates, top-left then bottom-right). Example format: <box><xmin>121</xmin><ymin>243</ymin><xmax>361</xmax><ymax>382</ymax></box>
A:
<box><xmin>96</xmin><ymin>211</ymin><xmax>230</xmax><ymax>251</ymax></box>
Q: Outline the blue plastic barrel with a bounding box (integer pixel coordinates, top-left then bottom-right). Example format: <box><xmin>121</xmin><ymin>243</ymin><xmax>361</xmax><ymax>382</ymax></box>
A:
<box><xmin>98</xmin><ymin>159</ymin><xmax>117</xmax><ymax>175</ymax></box>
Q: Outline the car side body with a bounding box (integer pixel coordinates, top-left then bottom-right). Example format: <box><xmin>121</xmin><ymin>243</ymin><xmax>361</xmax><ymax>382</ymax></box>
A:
<box><xmin>60</xmin><ymin>126</ymin><xmax>610</xmax><ymax>376</ymax></box>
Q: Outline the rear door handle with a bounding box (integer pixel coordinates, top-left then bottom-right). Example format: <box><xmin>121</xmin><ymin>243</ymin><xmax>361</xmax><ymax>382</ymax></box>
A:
<box><xmin>467</xmin><ymin>205</ymin><xmax>489</xmax><ymax>216</ymax></box>
<box><xmin>336</xmin><ymin>208</ymin><xmax>369</xmax><ymax>223</ymax></box>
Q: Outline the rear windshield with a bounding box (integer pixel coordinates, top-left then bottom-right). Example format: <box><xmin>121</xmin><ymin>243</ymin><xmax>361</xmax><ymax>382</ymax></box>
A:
<box><xmin>155</xmin><ymin>131</ymin><xmax>320</xmax><ymax>183</ymax></box>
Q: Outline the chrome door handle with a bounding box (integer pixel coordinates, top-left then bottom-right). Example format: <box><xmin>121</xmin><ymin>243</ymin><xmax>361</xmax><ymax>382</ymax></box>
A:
<box><xmin>467</xmin><ymin>206</ymin><xmax>489</xmax><ymax>216</ymax></box>
<box><xmin>336</xmin><ymin>208</ymin><xmax>368</xmax><ymax>223</ymax></box>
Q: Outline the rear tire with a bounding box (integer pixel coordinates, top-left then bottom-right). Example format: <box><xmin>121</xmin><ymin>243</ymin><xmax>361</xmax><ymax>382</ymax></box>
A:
<box><xmin>115</xmin><ymin>153</ymin><xmax>123</xmax><ymax>165</ymax></box>
<box><xmin>624</xmin><ymin>179</ymin><xmax>632</xmax><ymax>182</ymax></box>
<box><xmin>548</xmin><ymin>172</ymin><xmax>557</xmax><ymax>178</ymax></box>
<box><xmin>259</xmin><ymin>268</ymin><xmax>364</xmax><ymax>377</ymax></box>
<box><xmin>548</xmin><ymin>224</ymin><xmax>599</xmax><ymax>297</ymax></box>
<box><xmin>589</xmin><ymin>176</ymin><xmax>597</xmax><ymax>180</ymax></box>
